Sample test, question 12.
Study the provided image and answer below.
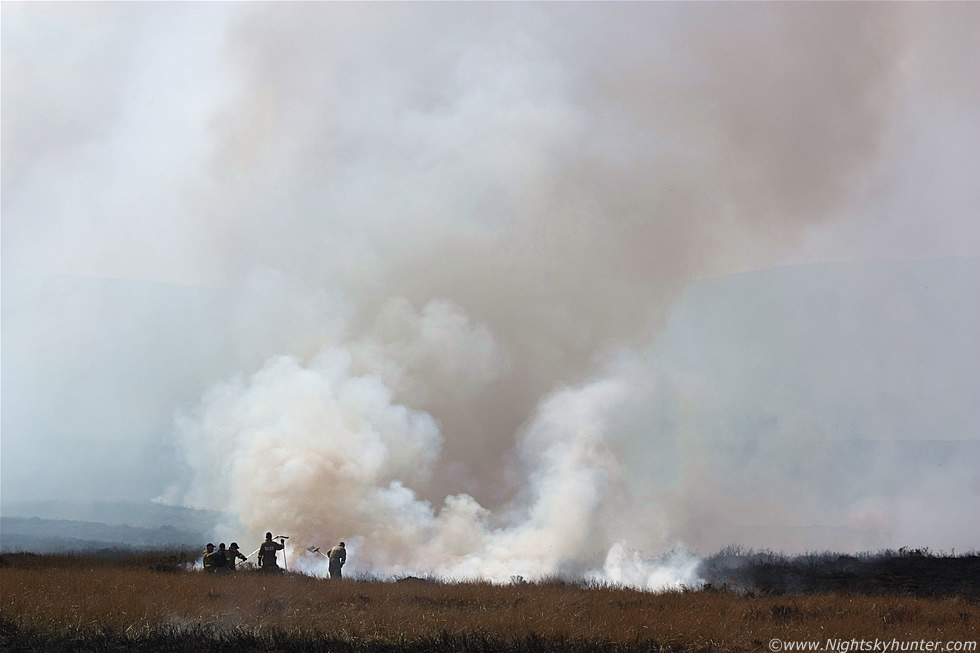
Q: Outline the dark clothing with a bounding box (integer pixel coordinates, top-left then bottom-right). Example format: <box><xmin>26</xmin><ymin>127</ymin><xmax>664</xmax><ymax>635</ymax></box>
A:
<box><xmin>212</xmin><ymin>548</ymin><xmax>228</xmax><ymax>570</ymax></box>
<box><xmin>259</xmin><ymin>539</ymin><xmax>284</xmax><ymax>570</ymax></box>
<box><xmin>228</xmin><ymin>547</ymin><xmax>247</xmax><ymax>571</ymax></box>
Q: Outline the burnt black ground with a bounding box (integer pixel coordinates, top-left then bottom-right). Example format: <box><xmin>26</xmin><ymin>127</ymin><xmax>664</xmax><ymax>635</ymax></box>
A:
<box><xmin>700</xmin><ymin>549</ymin><xmax>980</xmax><ymax>600</ymax></box>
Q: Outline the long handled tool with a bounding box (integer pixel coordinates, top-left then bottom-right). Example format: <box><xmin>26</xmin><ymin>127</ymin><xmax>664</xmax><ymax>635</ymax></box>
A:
<box><xmin>275</xmin><ymin>535</ymin><xmax>290</xmax><ymax>571</ymax></box>
<box><xmin>307</xmin><ymin>546</ymin><xmax>329</xmax><ymax>559</ymax></box>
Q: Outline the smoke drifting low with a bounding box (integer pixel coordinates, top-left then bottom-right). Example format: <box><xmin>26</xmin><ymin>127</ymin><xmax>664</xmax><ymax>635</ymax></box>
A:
<box><xmin>170</xmin><ymin>317</ymin><xmax>706</xmax><ymax>587</ymax></box>
<box><xmin>4</xmin><ymin>3</ymin><xmax>978</xmax><ymax>586</ymax></box>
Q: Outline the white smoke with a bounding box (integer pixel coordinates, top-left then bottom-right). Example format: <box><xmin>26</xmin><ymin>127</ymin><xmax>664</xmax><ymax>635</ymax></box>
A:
<box><xmin>170</xmin><ymin>306</ymin><xmax>689</xmax><ymax>585</ymax></box>
<box><xmin>597</xmin><ymin>544</ymin><xmax>704</xmax><ymax>592</ymax></box>
<box><xmin>347</xmin><ymin>298</ymin><xmax>512</xmax><ymax>407</ymax></box>
<box><xmin>4</xmin><ymin>2</ymin><xmax>975</xmax><ymax>584</ymax></box>
<box><xmin>154</xmin><ymin>3</ymin><xmax>980</xmax><ymax>588</ymax></box>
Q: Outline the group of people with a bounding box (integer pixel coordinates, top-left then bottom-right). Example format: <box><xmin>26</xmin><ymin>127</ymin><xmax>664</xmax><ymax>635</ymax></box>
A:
<box><xmin>202</xmin><ymin>532</ymin><xmax>347</xmax><ymax>578</ymax></box>
<box><xmin>201</xmin><ymin>541</ymin><xmax>247</xmax><ymax>572</ymax></box>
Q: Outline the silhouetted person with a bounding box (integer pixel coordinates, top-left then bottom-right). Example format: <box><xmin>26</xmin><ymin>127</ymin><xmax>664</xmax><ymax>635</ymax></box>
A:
<box><xmin>258</xmin><ymin>532</ymin><xmax>284</xmax><ymax>572</ymax></box>
<box><xmin>328</xmin><ymin>542</ymin><xmax>346</xmax><ymax>579</ymax></box>
<box><xmin>212</xmin><ymin>543</ymin><xmax>229</xmax><ymax>571</ymax></box>
<box><xmin>202</xmin><ymin>543</ymin><xmax>216</xmax><ymax>572</ymax></box>
<box><xmin>228</xmin><ymin>542</ymin><xmax>247</xmax><ymax>571</ymax></box>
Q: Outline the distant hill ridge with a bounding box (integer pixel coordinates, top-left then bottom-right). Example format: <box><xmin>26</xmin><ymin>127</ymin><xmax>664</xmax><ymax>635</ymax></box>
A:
<box><xmin>0</xmin><ymin>500</ymin><xmax>222</xmax><ymax>531</ymax></box>
<box><xmin>0</xmin><ymin>501</ymin><xmax>222</xmax><ymax>553</ymax></box>
<box><xmin>0</xmin><ymin>517</ymin><xmax>204</xmax><ymax>553</ymax></box>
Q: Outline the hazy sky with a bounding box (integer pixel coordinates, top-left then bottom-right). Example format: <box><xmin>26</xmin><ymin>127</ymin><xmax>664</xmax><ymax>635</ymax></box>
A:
<box><xmin>2</xmin><ymin>3</ymin><xmax>978</xmax><ymax>580</ymax></box>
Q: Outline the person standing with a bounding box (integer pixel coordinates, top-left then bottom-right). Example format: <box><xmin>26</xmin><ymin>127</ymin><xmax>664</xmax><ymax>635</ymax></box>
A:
<box><xmin>327</xmin><ymin>542</ymin><xmax>346</xmax><ymax>579</ymax></box>
<box><xmin>202</xmin><ymin>543</ymin><xmax>216</xmax><ymax>573</ymax></box>
<box><xmin>227</xmin><ymin>542</ymin><xmax>247</xmax><ymax>571</ymax></box>
<box><xmin>212</xmin><ymin>543</ymin><xmax>229</xmax><ymax>571</ymax></box>
<box><xmin>258</xmin><ymin>532</ymin><xmax>284</xmax><ymax>572</ymax></box>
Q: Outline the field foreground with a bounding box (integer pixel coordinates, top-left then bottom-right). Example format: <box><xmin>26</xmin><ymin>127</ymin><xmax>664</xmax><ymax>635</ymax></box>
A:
<box><xmin>1</xmin><ymin>553</ymin><xmax>978</xmax><ymax>652</ymax></box>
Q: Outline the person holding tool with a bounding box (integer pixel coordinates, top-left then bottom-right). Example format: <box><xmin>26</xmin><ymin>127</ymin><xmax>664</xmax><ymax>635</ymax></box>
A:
<box><xmin>227</xmin><ymin>542</ymin><xmax>247</xmax><ymax>571</ymax></box>
<box><xmin>258</xmin><ymin>532</ymin><xmax>286</xmax><ymax>572</ymax></box>
<box><xmin>327</xmin><ymin>542</ymin><xmax>347</xmax><ymax>579</ymax></box>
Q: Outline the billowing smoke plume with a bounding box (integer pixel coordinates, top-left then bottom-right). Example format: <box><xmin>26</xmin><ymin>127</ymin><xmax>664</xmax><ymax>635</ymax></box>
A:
<box><xmin>4</xmin><ymin>2</ymin><xmax>977</xmax><ymax>585</ymax></box>
<box><xmin>171</xmin><ymin>321</ymin><xmax>704</xmax><ymax>586</ymax></box>
<box><xmin>155</xmin><ymin>3</ymin><xmax>973</xmax><ymax>586</ymax></box>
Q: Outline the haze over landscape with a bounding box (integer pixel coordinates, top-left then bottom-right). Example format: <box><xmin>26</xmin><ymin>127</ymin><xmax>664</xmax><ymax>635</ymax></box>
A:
<box><xmin>2</xmin><ymin>3</ymin><xmax>978</xmax><ymax>588</ymax></box>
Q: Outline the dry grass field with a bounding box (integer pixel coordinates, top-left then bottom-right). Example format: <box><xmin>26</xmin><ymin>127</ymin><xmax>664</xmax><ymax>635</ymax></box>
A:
<box><xmin>1</xmin><ymin>552</ymin><xmax>978</xmax><ymax>652</ymax></box>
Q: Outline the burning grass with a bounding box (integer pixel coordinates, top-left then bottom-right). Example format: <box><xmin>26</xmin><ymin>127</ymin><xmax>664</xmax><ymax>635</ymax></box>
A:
<box><xmin>1</xmin><ymin>552</ymin><xmax>978</xmax><ymax>652</ymax></box>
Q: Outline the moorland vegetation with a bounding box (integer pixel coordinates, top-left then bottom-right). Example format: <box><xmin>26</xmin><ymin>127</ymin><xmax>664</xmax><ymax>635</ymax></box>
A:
<box><xmin>1</xmin><ymin>549</ymin><xmax>977</xmax><ymax>652</ymax></box>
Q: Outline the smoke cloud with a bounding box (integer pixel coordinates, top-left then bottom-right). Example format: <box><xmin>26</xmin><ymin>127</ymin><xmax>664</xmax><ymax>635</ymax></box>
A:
<box><xmin>3</xmin><ymin>3</ymin><xmax>978</xmax><ymax>586</ymax></box>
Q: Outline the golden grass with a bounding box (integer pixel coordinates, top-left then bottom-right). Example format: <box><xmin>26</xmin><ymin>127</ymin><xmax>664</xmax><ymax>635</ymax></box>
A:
<box><xmin>2</xmin><ymin>562</ymin><xmax>978</xmax><ymax>652</ymax></box>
